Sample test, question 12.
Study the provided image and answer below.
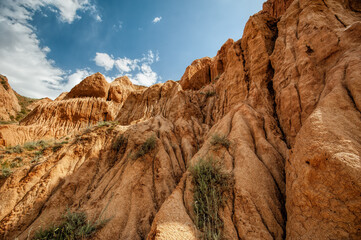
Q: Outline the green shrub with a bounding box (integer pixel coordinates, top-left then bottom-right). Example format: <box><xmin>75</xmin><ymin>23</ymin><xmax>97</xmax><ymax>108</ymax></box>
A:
<box><xmin>10</xmin><ymin>157</ymin><xmax>23</xmax><ymax>168</ymax></box>
<box><xmin>0</xmin><ymin>163</ymin><xmax>12</xmax><ymax>179</ymax></box>
<box><xmin>12</xmin><ymin>145</ymin><xmax>23</xmax><ymax>153</ymax></box>
<box><xmin>133</xmin><ymin>135</ymin><xmax>157</xmax><ymax>159</ymax></box>
<box><xmin>24</xmin><ymin>142</ymin><xmax>38</xmax><ymax>151</ymax></box>
<box><xmin>112</xmin><ymin>135</ymin><xmax>128</xmax><ymax>152</ymax></box>
<box><xmin>52</xmin><ymin>143</ymin><xmax>62</xmax><ymax>152</ymax></box>
<box><xmin>32</xmin><ymin>210</ymin><xmax>107</xmax><ymax>240</ymax></box>
<box><xmin>190</xmin><ymin>157</ymin><xmax>232</xmax><ymax>240</ymax></box>
<box><xmin>97</xmin><ymin>121</ymin><xmax>111</xmax><ymax>127</ymax></box>
<box><xmin>210</xmin><ymin>134</ymin><xmax>230</xmax><ymax>149</ymax></box>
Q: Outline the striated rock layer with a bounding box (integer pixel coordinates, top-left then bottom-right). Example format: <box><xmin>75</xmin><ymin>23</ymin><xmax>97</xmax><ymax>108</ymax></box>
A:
<box><xmin>0</xmin><ymin>75</ymin><xmax>21</xmax><ymax>121</ymax></box>
<box><xmin>0</xmin><ymin>0</ymin><xmax>360</xmax><ymax>239</ymax></box>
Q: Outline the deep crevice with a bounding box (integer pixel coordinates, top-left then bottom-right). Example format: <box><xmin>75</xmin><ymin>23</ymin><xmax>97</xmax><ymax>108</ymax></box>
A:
<box><xmin>335</xmin><ymin>14</ymin><xmax>347</xmax><ymax>27</ymax></box>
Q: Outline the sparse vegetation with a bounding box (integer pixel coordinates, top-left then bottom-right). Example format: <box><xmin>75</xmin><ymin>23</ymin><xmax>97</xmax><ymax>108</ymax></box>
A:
<box><xmin>190</xmin><ymin>157</ymin><xmax>233</xmax><ymax>240</ymax></box>
<box><xmin>133</xmin><ymin>135</ymin><xmax>157</xmax><ymax>159</ymax></box>
<box><xmin>1</xmin><ymin>77</ymin><xmax>9</xmax><ymax>90</ymax></box>
<box><xmin>0</xmin><ymin>120</ymin><xmax>15</xmax><ymax>125</ymax></box>
<box><xmin>10</xmin><ymin>157</ymin><xmax>23</xmax><ymax>168</ymax></box>
<box><xmin>0</xmin><ymin>160</ymin><xmax>12</xmax><ymax>179</ymax></box>
<box><xmin>112</xmin><ymin>134</ymin><xmax>128</xmax><ymax>152</ymax></box>
<box><xmin>32</xmin><ymin>210</ymin><xmax>107</xmax><ymax>240</ymax></box>
<box><xmin>52</xmin><ymin>143</ymin><xmax>63</xmax><ymax>152</ymax></box>
<box><xmin>14</xmin><ymin>92</ymin><xmax>37</xmax><ymax>122</ymax></box>
<box><xmin>201</xmin><ymin>90</ymin><xmax>216</xmax><ymax>98</ymax></box>
<box><xmin>97</xmin><ymin>121</ymin><xmax>119</xmax><ymax>128</ymax></box>
<box><xmin>5</xmin><ymin>145</ymin><xmax>23</xmax><ymax>154</ymax></box>
<box><xmin>210</xmin><ymin>134</ymin><xmax>230</xmax><ymax>149</ymax></box>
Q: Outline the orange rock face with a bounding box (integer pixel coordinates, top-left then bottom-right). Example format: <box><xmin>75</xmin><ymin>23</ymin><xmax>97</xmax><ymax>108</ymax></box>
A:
<box><xmin>0</xmin><ymin>75</ymin><xmax>21</xmax><ymax>121</ymax></box>
<box><xmin>0</xmin><ymin>0</ymin><xmax>361</xmax><ymax>239</ymax></box>
<box><xmin>65</xmin><ymin>72</ymin><xmax>110</xmax><ymax>99</ymax></box>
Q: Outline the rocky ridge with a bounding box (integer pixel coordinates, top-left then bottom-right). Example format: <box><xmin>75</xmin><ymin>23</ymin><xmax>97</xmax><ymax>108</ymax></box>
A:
<box><xmin>0</xmin><ymin>0</ymin><xmax>360</xmax><ymax>239</ymax></box>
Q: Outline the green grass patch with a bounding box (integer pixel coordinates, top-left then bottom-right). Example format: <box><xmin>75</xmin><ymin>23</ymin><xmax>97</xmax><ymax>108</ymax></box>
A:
<box><xmin>0</xmin><ymin>161</ymin><xmax>12</xmax><ymax>179</ymax></box>
<box><xmin>6</xmin><ymin>145</ymin><xmax>23</xmax><ymax>154</ymax></box>
<box><xmin>133</xmin><ymin>135</ymin><xmax>157</xmax><ymax>159</ymax></box>
<box><xmin>32</xmin><ymin>210</ymin><xmax>107</xmax><ymax>240</ymax></box>
<box><xmin>190</xmin><ymin>157</ymin><xmax>233</xmax><ymax>240</ymax></box>
<box><xmin>210</xmin><ymin>134</ymin><xmax>230</xmax><ymax>149</ymax></box>
<box><xmin>14</xmin><ymin>92</ymin><xmax>37</xmax><ymax>122</ymax></box>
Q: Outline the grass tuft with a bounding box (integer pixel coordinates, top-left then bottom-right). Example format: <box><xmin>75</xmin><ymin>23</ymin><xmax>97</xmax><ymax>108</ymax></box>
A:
<box><xmin>112</xmin><ymin>135</ymin><xmax>128</xmax><ymax>152</ymax></box>
<box><xmin>133</xmin><ymin>135</ymin><xmax>156</xmax><ymax>159</ymax></box>
<box><xmin>210</xmin><ymin>134</ymin><xmax>230</xmax><ymax>149</ymax></box>
<box><xmin>32</xmin><ymin>210</ymin><xmax>107</xmax><ymax>240</ymax></box>
<box><xmin>190</xmin><ymin>157</ymin><xmax>233</xmax><ymax>240</ymax></box>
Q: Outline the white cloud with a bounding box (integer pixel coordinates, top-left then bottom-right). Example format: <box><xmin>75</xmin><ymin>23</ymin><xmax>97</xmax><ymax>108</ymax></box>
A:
<box><xmin>95</xmin><ymin>14</ymin><xmax>102</xmax><ymax>22</ymax></box>
<box><xmin>152</xmin><ymin>16</ymin><xmax>162</xmax><ymax>24</ymax></box>
<box><xmin>94</xmin><ymin>53</ymin><xmax>115</xmax><ymax>71</ymax></box>
<box><xmin>64</xmin><ymin>69</ymin><xmax>90</xmax><ymax>91</ymax></box>
<box><xmin>131</xmin><ymin>64</ymin><xmax>158</xmax><ymax>86</ymax></box>
<box><xmin>0</xmin><ymin>0</ymin><xmax>99</xmax><ymax>99</ymax></box>
<box><xmin>94</xmin><ymin>50</ymin><xmax>159</xmax><ymax>86</ymax></box>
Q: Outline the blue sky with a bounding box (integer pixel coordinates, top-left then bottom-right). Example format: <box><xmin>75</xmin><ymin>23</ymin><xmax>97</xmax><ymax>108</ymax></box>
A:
<box><xmin>0</xmin><ymin>0</ymin><xmax>264</xmax><ymax>99</ymax></box>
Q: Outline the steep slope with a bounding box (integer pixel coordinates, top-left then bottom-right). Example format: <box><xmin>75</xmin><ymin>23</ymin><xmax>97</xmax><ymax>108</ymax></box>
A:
<box><xmin>0</xmin><ymin>0</ymin><xmax>360</xmax><ymax>239</ymax></box>
<box><xmin>0</xmin><ymin>75</ymin><xmax>21</xmax><ymax>122</ymax></box>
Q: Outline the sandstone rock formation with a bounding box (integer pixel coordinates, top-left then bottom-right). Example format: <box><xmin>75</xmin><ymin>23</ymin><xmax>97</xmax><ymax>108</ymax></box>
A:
<box><xmin>27</xmin><ymin>97</ymin><xmax>52</xmax><ymax>111</ymax></box>
<box><xmin>0</xmin><ymin>0</ymin><xmax>360</xmax><ymax>239</ymax></box>
<box><xmin>64</xmin><ymin>72</ymin><xmax>110</xmax><ymax>100</ymax></box>
<box><xmin>0</xmin><ymin>75</ymin><xmax>21</xmax><ymax>121</ymax></box>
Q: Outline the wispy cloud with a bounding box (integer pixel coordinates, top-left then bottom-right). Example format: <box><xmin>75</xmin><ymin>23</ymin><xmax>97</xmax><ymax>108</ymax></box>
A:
<box><xmin>113</xmin><ymin>21</ymin><xmax>123</xmax><ymax>31</ymax></box>
<box><xmin>152</xmin><ymin>16</ymin><xmax>162</xmax><ymax>24</ymax></box>
<box><xmin>0</xmin><ymin>0</ymin><xmax>100</xmax><ymax>98</ymax></box>
<box><xmin>94</xmin><ymin>50</ymin><xmax>160</xmax><ymax>86</ymax></box>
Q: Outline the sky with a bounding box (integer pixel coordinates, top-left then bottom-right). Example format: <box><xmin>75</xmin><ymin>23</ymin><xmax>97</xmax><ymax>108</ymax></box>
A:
<box><xmin>0</xmin><ymin>0</ymin><xmax>264</xmax><ymax>99</ymax></box>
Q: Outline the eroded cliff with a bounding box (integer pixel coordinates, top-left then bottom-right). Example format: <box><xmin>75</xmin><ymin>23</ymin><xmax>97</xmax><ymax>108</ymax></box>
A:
<box><xmin>0</xmin><ymin>0</ymin><xmax>360</xmax><ymax>239</ymax></box>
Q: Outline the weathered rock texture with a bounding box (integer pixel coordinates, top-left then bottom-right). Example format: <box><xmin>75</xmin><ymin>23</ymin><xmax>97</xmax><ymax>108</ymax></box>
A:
<box><xmin>64</xmin><ymin>72</ymin><xmax>110</xmax><ymax>100</ymax></box>
<box><xmin>0</xmin><ymin>75</ymin><xmax>21</xmax><ymax>121</ymax></box>
<box><xmin>0</xmin><ymin>0</ymin><xmax>360</xmax><ymax>239</ymax></box>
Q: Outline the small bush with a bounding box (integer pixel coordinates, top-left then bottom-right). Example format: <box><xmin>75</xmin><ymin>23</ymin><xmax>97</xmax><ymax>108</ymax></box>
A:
<box><xmin>52</xmin><ymin>143</ymin><xmax>62</xmax><ymax>152</ymax></box>
<box><xmin>0</xmin><ymin>163</ymin><xmax>12</xmax><ymax>179</ymax></box>
<box><xmin>190</xmin><ymin>157</ymin><xmax>233</xmax><ymax>240</ymax></box>
<box><xmin>12</xmin><ymin>145</ymin><xmax>23</xmax><ymax>153</ymax></box>
<box><xmin>10</xmin><ymin>157</ymin><xmax>23</xmax><ymax>168</ymax></box>
<box><xmin>210</xmin><ymin>134</ymin><xmax>230</xmax><ymax>149</ymax></box>
<box><xmin>133</xmin><ymin>135</ymin><xmax>157</xmax><ymax>159</ymax></box>
<box><xmin>112</xmin><ymin>135</ymin><xmax>128</xmax><ymax>152</ymax></box>
<box><xmin>97</xmin><ymin>121</ymin><xmax>111</xmax><ymax>127</ymax></box>
<box><xmin>34</xmin><ymin>151</ymin><xmax>43</xmax><ymax>157</ymax></box>
<box><xmin>24</xmin><ymin>142</ymin><xmax>38</xmax><ymax>151</ymax></box>
<box><xmin>32</xmin><ymin>210</ymin><xmax>106</xmax><ymax>240</ymax></box>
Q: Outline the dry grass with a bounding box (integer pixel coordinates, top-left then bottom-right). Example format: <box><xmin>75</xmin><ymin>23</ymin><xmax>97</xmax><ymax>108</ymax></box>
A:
<box><xmin>190</xmin><ymin>157</ymin><xmax>233</xmax><ymax>240</ymax></box>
